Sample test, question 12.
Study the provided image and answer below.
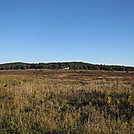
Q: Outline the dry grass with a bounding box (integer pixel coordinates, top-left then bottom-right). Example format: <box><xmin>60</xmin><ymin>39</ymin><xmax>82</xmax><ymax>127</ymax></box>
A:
<box><xmin>0</xmin><ymin>70</ymin><xmax>134</xmax><ymax>134</ymax></box>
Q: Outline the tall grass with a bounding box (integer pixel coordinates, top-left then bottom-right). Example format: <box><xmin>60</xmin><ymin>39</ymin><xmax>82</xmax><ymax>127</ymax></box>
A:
<box><xmin>0</xmin><ymin>73</ymin><xmax>134</xmax><ymax>134</ymax></box>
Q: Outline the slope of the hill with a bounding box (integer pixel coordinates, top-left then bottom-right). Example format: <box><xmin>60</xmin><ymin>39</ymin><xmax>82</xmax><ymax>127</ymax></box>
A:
<box><xmin>0</xmin><ymin>62</ymin><xmax>134</xmax><ymax>71</ymax></box>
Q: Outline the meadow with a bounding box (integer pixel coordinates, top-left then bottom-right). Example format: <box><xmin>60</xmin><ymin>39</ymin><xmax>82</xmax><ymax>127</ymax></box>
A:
<box><xmin>0</xmin><ymin>70</ymin><xmax>134</xmax><ymax>134</ymax></box>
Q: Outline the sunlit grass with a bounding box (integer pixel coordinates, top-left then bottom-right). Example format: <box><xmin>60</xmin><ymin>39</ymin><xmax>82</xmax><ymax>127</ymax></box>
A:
<box><xmin>0</xmin><ymin>72</ymin><xmax>134</xmax><ymax>134</ymax></box>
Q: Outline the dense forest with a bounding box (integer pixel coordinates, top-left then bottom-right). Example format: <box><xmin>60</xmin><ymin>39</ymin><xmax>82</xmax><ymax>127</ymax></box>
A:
<box><xmin>0</xmin><ymin>62</ymin><xmax>134</xmax><ymax>71</ymax></box>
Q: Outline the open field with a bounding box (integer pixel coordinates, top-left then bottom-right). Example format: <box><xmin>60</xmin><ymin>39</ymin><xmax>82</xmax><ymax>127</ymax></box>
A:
<box><xmin>0</xmin><ymin>70</ymin><xmax>134</xmax><ymax>134</ymax></box>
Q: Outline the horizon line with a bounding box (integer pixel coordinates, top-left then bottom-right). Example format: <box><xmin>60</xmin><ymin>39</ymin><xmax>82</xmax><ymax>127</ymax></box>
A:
<box><xmin>0</xmin><ymin>61</ymin><xmax>134</xmax><ymax>67</ymax></box>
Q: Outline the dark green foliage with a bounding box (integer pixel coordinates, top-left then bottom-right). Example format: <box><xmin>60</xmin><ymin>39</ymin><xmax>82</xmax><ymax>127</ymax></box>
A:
<box><xmin>0</xmin><ymin>62</ymin><xmax>134</xmax><ymax>71</ymax></box>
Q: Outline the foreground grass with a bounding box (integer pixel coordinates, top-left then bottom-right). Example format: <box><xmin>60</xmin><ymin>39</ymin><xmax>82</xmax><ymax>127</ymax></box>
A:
<box><xmin>0</xmin><ymin>73</ymin><xmax>134</xmax><ymax>134</ymax></box>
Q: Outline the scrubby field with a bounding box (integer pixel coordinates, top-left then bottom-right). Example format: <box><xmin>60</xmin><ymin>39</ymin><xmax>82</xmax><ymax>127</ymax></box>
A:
<box><xmin>0</xmin><ymin>70</ymin><xmax>134</xmax><ymax>134</ymax></box>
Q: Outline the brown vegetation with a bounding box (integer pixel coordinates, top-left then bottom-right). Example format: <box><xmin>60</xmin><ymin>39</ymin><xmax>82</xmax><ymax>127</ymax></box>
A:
<box><xmin>0</xmin><ymin>70</ymin><xmax>134</xmax><ymax>133</ymax></box>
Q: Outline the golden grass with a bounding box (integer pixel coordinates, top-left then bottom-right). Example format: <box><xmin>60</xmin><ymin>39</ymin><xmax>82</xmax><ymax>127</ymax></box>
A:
<box><xmin>0</xmin><ymin>72</ymin><xmax>134</xmax><ymax>134</ymax></box>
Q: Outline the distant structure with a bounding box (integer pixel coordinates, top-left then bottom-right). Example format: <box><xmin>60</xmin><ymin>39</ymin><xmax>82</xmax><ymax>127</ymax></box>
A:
<box><xmin>63</xmin><ymin>66</ymin><xmax>69</xmax><ymax>70</ymax></box>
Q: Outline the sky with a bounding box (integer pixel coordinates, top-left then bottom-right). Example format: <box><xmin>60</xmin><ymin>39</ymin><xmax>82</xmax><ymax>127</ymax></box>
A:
<box><xmin>0</xmin><ymin>0</ymin><xmax>134</xmax><ymax>66</ymax></box>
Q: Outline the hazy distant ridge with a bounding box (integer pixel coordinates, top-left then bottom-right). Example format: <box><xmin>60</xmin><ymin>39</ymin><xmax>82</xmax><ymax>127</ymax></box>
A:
<box><xmin>0</xmin><ymin>62</ymin><xmax>134</xmax><ymax>71</ymax></box>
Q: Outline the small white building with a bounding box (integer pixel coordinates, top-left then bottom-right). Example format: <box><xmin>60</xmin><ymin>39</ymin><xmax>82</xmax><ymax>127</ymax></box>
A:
<box><xmin>63</xmin><ymin>66</ymin><xmax>69</xmax><ymax>69</ymax></box>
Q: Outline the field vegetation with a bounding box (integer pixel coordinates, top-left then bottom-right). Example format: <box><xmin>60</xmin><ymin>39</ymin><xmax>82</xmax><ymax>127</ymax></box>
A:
<box><xmin>0</xmin><ymin>69</ymin><xmax>134</xmax><ymax>134</ymax></box>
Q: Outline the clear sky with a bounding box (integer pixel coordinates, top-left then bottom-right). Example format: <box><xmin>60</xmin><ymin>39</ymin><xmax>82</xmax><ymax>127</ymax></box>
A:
<box><xmin>0</xmin><ymin>0</ymin><xmax>134</xmax><ymax>66</ymax></box>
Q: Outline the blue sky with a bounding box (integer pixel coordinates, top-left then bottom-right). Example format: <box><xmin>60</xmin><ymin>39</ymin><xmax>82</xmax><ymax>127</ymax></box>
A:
<box><xmin>0</xmin><ymin>0</ymin><xmax>134</xmax><ymax>66</ymax></box>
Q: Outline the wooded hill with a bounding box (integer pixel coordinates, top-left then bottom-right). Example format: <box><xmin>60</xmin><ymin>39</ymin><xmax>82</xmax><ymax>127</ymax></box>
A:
<box><xmin>0</xmin><ymin>62</ymin><xmax>134</xmax><ymax>71</ymax></box>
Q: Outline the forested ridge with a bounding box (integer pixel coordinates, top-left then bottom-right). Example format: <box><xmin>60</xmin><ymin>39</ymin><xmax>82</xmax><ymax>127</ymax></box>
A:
<box><xmin>0</xmin><ymin>62</ymin><xmax>134</xmax><ymax>71</ymax></box>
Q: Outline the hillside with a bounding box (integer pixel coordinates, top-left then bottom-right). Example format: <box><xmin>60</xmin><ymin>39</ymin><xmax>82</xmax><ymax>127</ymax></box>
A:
<box><xmin>0</xmin><ymin>62</ymin><xmax>134</xmax><ymax>71</ymax></box>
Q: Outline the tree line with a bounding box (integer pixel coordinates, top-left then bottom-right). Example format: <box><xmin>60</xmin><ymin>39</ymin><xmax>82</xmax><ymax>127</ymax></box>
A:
<box><xmin>0</xmin><ymin>62</ymin><xmax>134</xmax><ymax>71</ymax></box>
